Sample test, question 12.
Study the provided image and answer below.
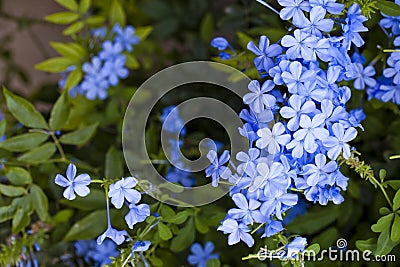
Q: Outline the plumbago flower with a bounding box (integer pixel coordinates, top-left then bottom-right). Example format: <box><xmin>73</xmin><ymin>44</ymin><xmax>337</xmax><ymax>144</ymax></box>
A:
<box><xmin>206</xmin><ymin>0</ymin><xmax>368</xmax><ymax>261</ymax></box>
<box><xmin>187</xmin><ymin>242</ymin><xmax>219</xmax><ymax>267</ymax></box>
<box><xmin>55</xmin><ymin>163</ymin><xmax>91</xmax><ymax>200</ymax></box>
<box><xmin>58</xmin><ymin>24</ymin><xmax>139</xmax><ymax>100</ymax></box>
<box><xmin>367</xmin><ymin>1</ymin><xmax>400</xmax><ymax>105</ymax></box>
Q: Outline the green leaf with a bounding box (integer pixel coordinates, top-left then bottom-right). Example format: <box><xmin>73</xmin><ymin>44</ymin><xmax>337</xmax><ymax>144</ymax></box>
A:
<box><xmin>206</xmin><ymin>259</ymin><xmax>221</xmax><ymax>267</ymax></box>
<box><xmin>135</xmin><ymin>26</ymin><xmax>152</xmax><ymax>41</ymax></box>
<box><xmin>391</xmin><ymin>213</ymin><xmax>400</xmax><ymax>241</ymax></box>
<box><xmin>12</xmin><ymin>208</ymin><xmax>30</xmax><ymax>233</ymax></box>
<box><xmin>34</xmin><ymin>57</ymin><xmax>75</xmax><ymax>73</ymax></box>
<box><xmin>30</xmin><ymin>184</ymin><xmax>49</xmax><ymax>221</ymax></box>
<box><xmin>0</xmin><ymin>184</ymin><xmax>26</xmax><ymax>197</ymax></box>
<box><xmin>376</xmin><ymin>0</ymin><xmax>400</xmax><ymax>16</ymax></box>
<box><xmin>195</xmin><ymin>215</ymin><xmax>209</xmax><ymax>234</ymax></box>
<box><xmin>60</xmin><ymin>189</ymin><xmax>105</xmax><ymax>210</ymax></box>
<box><xmin>158</xmin><ymin>182</ymin><xmax>184</xmax><ymax>193</ymax></box>
<box><xmin>64</xmin><ymin>67</ymin><xmax>82</xmax><ymax>90</ymax></box>
<box><xmin>0</xmin><ymin>205</ymin><xmax>16</xmax><ymax>223</ymax></box>
<box><xmin>3</xmin><ymin>87</ymin><xmax>48</xmax><ymax>128</ymax></box>
<box><xmin>0</xmin><ymin>120</ymin><xmax>6</xmax><ymax>136</ymax></box>
<box><xmin>163</xmin><ymin>210</ymin><xmax>190</xmax><ymax>224</ymax></box>
<box><xmin>63</xmin><ymin>21</ymin><xmax>84</xmax><ymax>35</ymax></box>
<box><xmin>286</xmin><ymin>206</ymin><xmax>339</xmax><ymax>234</ymax></box>
<box><xmin>356</xmin><ymin>238</ymin><xmax>377</xmax><ymax>252</ymax></box>
<box><xmin>53</xmin><ymin>209</ymin><xmax>74</xmax><ymax>223</ymax></box>
<box><xmin>45</xmin><ymin>12</ymin><xmax>79</xmax><ymax>24</ymax></box>
<box><xmin>393</xmin><ymin>189</ymin><xmax>400</xmax><ymax>211</ymax></box>
<box><xmin>5</xmin><ymin>167</ymin><xmax>32</xmax><ymax>186</ymax></box>
<box><xmin>105</xmin><ymin>146</ymin><xmax>123</xmax><ymax>179</ymax></box>
<box><xmin>171</xmin><ymin>218</ymin><xmax>195</xmax><ymax>252</ymax></box>
<box><xmin>85</xmin><ymin>15</ymin><xmax>105</xmax><ymax>26</ymax></box>
<box><xmin>18</xmin><ymin>143</ymin><xmax>56</xmax><ymax>163</ymax></box>
<box><xmin>50</xmin><ymin>42</ymin><xmax>83</xmax><ymax>60</ymax></box>
<box><xmin>200</xmin><ymin>13</ymin><xmax>213</xmax><ymax>41</ymax></box>
<box><xmin>379</xmin><ymin>207</ymin><xmax>391</xmax><ymax>216</ymax></box>
<box><xmin>0</xmin><ymin>132</ymin><xmax>48</xmax><ymax>152</ymax></box>
<box><xmin>50</xmin><ymin>92</ymin><xmax>71</xmax><ymax>130</ymax></box>
<box><xmin>56</xmin><ymin>0</ymin><xmax>78</xmax><ymax>11</ymax></box>
<box><xmin>125</xmin><ymin>53</ymin><xmax>140</xmax><ymax>69</ymax></box>
<box><xmin>237</xmin><ymin>32</ymin><xmax>252</xmax><ymax>49</ymax></box>
<box><xmin>64</xmin><ymin>210</ymin><xmax>107</xmax><ymax>241</ymax></box>
<box><xmin>305</xmin><ymin>243</ymin><xmax>320</xmax><ymax>254</ymax></box>
<box><xmin>158</xmin><ymin>222</ymin><xmax>173</xmax><ymax>240</ymax></box>
<box><xmin>79</xmin><ymin>0</ymin><xmax>91</xmax><ymax>13</ymax></box>
<box><xmin>379</xmin><ymin>169</ymin><xmax>387</xmax><ymax>182</ymax></box>
<box><xmin>385</xmin><ymin>180</ymin><xmax>400</xmax><ymax>190</ymax></box>
<box><xmin>109</xmin><ymin>0</ymin><xmax>126</xmax><ymax>27</ymax></box>
<box><xmin>60</xmin><ymin>123</ymin><xmax>98</xmax><ymax>145</ymax></box>
<box><xmin>371</xmin><ymin>213</ymin><xmax>394</xmax><ymax>233</ymax></box>
<box><xmin>375</xmin><ymin>228</ymin><xmax>400</xmax><ymax>255</ymax></box>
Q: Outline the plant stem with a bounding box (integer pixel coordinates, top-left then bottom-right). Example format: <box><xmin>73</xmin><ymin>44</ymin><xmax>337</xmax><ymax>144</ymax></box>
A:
<box><xmin>50</xmin><ymin>133</ymin><xmax>66</xmax><ymax>160</ymax></box>
<box><xmin>251</xmin><ymin>223</ymin><xmax>265</xmax><ymax>234</ymax></box>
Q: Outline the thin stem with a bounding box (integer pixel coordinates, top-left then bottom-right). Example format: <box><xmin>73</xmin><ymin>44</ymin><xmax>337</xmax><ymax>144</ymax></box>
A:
<box><xmin>383</xmin><ymin>49</ymin><xmax>400</xmax><ymax>53</ymax></box>
<box><xmin>389</xmin><ymin>155</ymin><xmax>400</xmax><ymax>160</ymax></box>
<box><xmin>50</xmin><ymin>133</ymin><xmax>66</xmax><ymax>160</ymax></box>
<box><xmin>122</xmin><ymin>253</ymin><xmax>132</xmax><ymax>267</ymax></box>
<box><xmin>255</xmin><ymin>0</ymin><xmax>280</xmax><ymax>15</ymax></box>
<box><xmin>251</xmin><ymin>222</ymin><xmax>265</xmax><ymax>234</ymax></box>
<box><xmin>91</xmin><ymin>179</ymin><xmax>104</xmax><ymax>184</ymax></box>
<box><xmin>105</xmin><ymin>186</ymin><xmax>111</xmax><ymax>226</ymax></box>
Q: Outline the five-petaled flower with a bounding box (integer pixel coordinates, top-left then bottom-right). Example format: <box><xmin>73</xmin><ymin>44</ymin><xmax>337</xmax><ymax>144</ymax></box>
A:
<box><xmin>55</xmin><ymin>163</ymin><xmax>91</xmax><ymax>200</ymax></box>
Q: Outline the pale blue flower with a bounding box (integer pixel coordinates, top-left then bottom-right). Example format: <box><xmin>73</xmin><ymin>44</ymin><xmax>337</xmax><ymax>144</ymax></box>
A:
<box><xmin>55</xmin><ymin>163</ymin><xmax>91</xmax><ymax>200</ymax></box>
<box><xmin>125</xmin><ymin>203</ymin><xmax>150</xmax><ymax>229</ymax></box>
<box><xmin>217</xmin><ymin>218</ymin><xmax>255</xmax><ymax>247</ymax></box>
<box><xmin>108</xmin><ymin>177</ymin><xmax>141</xmax><ymax>209</ymax></box>
<box><xmin>188</xmin><ymin>242</ymin><xmax>218</xmax><ymax>267</ymax></box>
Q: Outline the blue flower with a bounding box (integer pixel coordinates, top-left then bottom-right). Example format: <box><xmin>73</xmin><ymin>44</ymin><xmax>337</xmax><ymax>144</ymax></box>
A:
<box><xmin>247</xmin><ymin>36</ymin><xmax>282</xmax><ymax>73</ymax></box>
<box><xmin>309</xmin><ymin>0</ymin><xmax>343</xmax><ymax>15</ymax></box>
<box><xmin>92</xmin><ymin>27</ymin><xmax>107</xmax><ymax>38</ymax></box>
<box><xmin>217</xmin><ymin>218</ymin><xmax>255</xmax><ymax>247</ymax></box>
<box><xmin>236</xmin><ymin>148</ymin><xmax>260</xmax><ymax>177</ymax></box>
<box><xmin>379</xmin><ymin>84</ymin><xmax>400</xmax><ymax>104</ymax></box>
<box><xmin>132</xmin><ymin>240</ymin><xmax>151</xmax><ymax>252</ymax></box>
<box><xmin>281</xmin><ymin>61</ymin><xmax>316</xmax><ymax>94</ymax></box>
<box><xmin>99</xmin><ymin>40</ymin><xmax>124</xmax><ymax>60</ymax></box>
<box><xmin>342</xmin><ymin>4</ymin><xmax>368</xmax><ymax>49</ymax></box>
<box><xmin>256</xmin><ymin>123</ymin><xmax>291</xmax><ymax>154</ymax></box>
<box><xmin>125</xmin><ymin>203</ymin><xmax>150</xmax><ymax>229</ymax></box>
<box><xmin>187</xmin><ymin>242</ymin><xmax>218</xmax><ymax>267</ymax></box>
<box><xmin>160</xmin><ymin>105</ymin><xmax>186</xmax><ymax>135</ymax></box>
<box><xmin>323</xmin><ymin>123</ymin><xmax>358</xmax><ymax>159</ymax></box>
<box><xmin>243</xmin><ymin>80</ymin><xmax>276</xmax><ymax>113</ymax></box>
<box><xmin>286</xmin><ymin>237</ymin><xmax>307</xmax><ymax>259</ymax></box>
<box><xmin>97</xmin><ymin>225</ymin><xmax>128</xmax><ymax>245</ymax></box>
<box><xmin>84</xmin><ymin>239</ymin><xmax>119</xmax><ymax>266</ymax></box>
<box><xmin>113</xmin><ymin>24</ymin><xmax>140</xmax><ymax>52</ymax></box>
<box><xmin>294</xmin><ymin>6</ymin><xmax>333</xmax><ymax>37</ymax></box>
<box><xmin>383</xmin><ymin>53</ymin><xmax>400</xmax><ymax>85</ymax></box>
<box><xmin>302</xmin><ymin>154</ymin><xmax>337</xmax><ymax>186</ymax></box>
<box><xmin>280</xmin><ymin>95</ymin><xmax>316</xmax><ymax>131</ymax></box>
<box><xmin>293</xmin><ymin>114</ymin><xmax>329</xmax><ymax>154</ymax></box>
<box><xmin>262</xmin><ymin>218</ymin><xmax>283</xmax><ymax>238</ymax></box>
<box><xmin>102</xmin><ymin>55</ymin><xmax>129</xmax><ymax>86</ymax></box>
<box><xmin>277</xmin><ymin>0</ymin><xmax>310</xmax><ymax>24</ymax></box>
<box><xmin>260</xmin><ymin>191</ymin><xmax>298</xmax><ymax>220</ymax></box>
<box><xmin>379</xmin><ymin>12</ymin><xmax>400</xmax><ymax>35</ymax></box>
<box><xmin>108</xmin><ymin>177</ymin><xmax>141</xmax><ymax>209</ymax></box>
<box><xmin>211</xmin><ymin>37</ymin><xmax>229</xmax><ymax>51</ymax></box>
<box><xmin>206</xmin><ymin>150</ymin><xmax>231</xmax><ymax>187</ymax></box>
<box><xmin>227</xmin><ymin>193</ymin><xmax>262</xmax><ymax>225</ymax></box>
<box><xmin>55</xmin><ymin>163</ymin><xmax>91</xmax><ymax>200</ymax></box>
<box><xmin>250</xmin><ymin>162</ymin><xmax>290</xmax><ymax>195</ymax></box>
<box><xmin>281</xmin><ymin>29</ymin><xmax>317</xmax><ymax>60</ymax></box>
<box><xmin>165</xmin><ymin>167</ymin><xmax>196</xmax><ymax>186</ymax></box>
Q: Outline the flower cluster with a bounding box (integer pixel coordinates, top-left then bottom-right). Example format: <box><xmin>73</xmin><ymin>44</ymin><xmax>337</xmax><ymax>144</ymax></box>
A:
<box><xmin>160</xmin><ymin>105</ymin><xmax>196</xmax><ymax>186</ymax></box>
<box><xmin>187</xmin><ymin>241</ymin><xmax>219</xmax><ymax>267</ymax></box>
<box><xmin>211</xmin><ymin>37</ymin><xmax>235</xmax><ymax>60</ymax></box>
<box><xmin>207</xmin><ymin>0</ymin><xmax>368</xmax><ymax>256</ymax></box>
<box><xmin>367</xmin><ymin>0</ymin><xmax>400</xmax><ymax>104</ymax></box>
<box><xmin>98</xmin><ymin>176</ymin><xmax>150</xmax><ymax>245</ymax></box>
<box><xmin>75</xmin><ymin>239</ymin><xmax>119</xmax><ymax>266</ymax></box>
<box><xmin>58</xmin><ymin>24</ymin><xmax>139</xmax><ymax>100</ymax></box>
<box><xmin>54</xmin><ymin>165</ymin><xmax>151</xmax><ymax>264</ymax></box>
